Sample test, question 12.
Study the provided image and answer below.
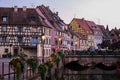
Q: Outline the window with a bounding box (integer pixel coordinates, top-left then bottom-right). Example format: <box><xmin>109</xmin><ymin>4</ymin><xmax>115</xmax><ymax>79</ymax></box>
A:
<box><xmin>17</xmin><ymin>27</ymin><xmax>23</xmax><ymax>32</ymax></box>
<box><xmin>0</xmin><ymin>36</ymin><xmax>2</xmax><ymax>42</ymax></box>
<box><xmin>2</xmin><ymin>16</ymin><xmax>7</xmax><ymax>22</ymax></box>
<box><xmin>52</xmin><ymin>15</ymin><xmax>56</xmax><ymax>20</ymax></box>
<box><xmin>49</xmin><ymin>29</ymin><xmax>51</xmax><ymax>36</ymax></box>
<box><xmin>18</xmin><ymin>37</ymin><xmax>23</xmax><ymax>43</ymax></box>
<box><xmin>4</xmin><ymin>48</ymin><xmax>8</xmax><ymax>53</ymax></box>
<box><xmin>50</xmin><ymin>21</ymin><xmax>54</xmax><ymax>25</ymax></box>
<box><xmin>71</xmin><ymin>41</ymin><xmax>73</xmax><ymax>46</ymax></box>
<box><xmin>30</xmin><ymin>16</ymin><xmax>36</xmax><ymax>23</ymax></box>
<box><xmin>43</xmin><ymin>28</ymin><xmax>45</xmax><ymax>33</ymax></box>
<box><xmin>2</xmin><ymin>36</ymin><xmax>7</xmax><ymax>42</ymax></box>
<box><xmin>32</xmin><ymin>27</ymin><xmax>37</xmax><ymax>32</ymax></box>
<box><xmin>31</xmin><ymin>37</ymin><xmax>38</xmax><ymax>46</ymax></box>
<box><xmin>2</xmin><ymin>26</ymin><xmax>7</xmax><ymax>31</ymax></box>
<box><xmin>55</xmin><ymin>38</ymin><xmax>58</xmax><ymax>45</ymax></box>
<box><xmin>58</xmin><ymin>22</ymin><xmax>64</xmax><ymax>30</ymax></box>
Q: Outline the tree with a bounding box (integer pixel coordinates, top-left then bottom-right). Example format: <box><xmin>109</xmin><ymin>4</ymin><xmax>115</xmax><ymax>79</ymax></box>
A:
<box><xmin>100</xmin><ymin>40</ymin><xmax>111</xmax><ymax>49</ymax></box>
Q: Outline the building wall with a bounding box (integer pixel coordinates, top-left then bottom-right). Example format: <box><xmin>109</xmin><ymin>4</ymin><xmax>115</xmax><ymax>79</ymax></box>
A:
<box><xmin>87</xmin><ymin>35</ymin><xmax>94</xmax><ymax>49</ymax></box>
<box><xmin>43</xmin><ymin>27</ymin><xmax>51</xmax><ymax>57</ymax></box>
<box><xmin>0</xmin><ymin>25</ymin><xmax>43</xmax><ymax>57</ymax></box>
<box><xmin>70</xmin><ymin>20</ymin><xmax>86</xmax><ymax>36</ymax></box>
<box><xmin>36</xmin><ymin>8</ymin><xmax>55</xmax><ymax>53</ymax></box>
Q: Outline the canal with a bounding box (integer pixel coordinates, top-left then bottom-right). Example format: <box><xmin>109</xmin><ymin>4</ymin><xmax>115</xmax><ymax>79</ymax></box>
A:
<box><xmin>51</xmin><ymin>60</ymin><xmax>120</xmax><ymax>80</ymax></box>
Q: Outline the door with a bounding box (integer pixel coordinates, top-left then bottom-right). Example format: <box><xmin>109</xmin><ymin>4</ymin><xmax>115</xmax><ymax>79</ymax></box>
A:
<box><xmin>13</xmin><ymin>48</ymin><xmax>19</xmax><ymax>56</ymax></box>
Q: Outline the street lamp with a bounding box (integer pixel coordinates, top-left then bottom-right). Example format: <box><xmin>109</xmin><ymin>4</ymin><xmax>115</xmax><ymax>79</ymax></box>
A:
<box><xmin>41</xmin><ymin>34</ymin><xmax>46</xmax><ymax>63</ymax></box>
<box><xmin>58</xmin><ymin>37</ymin><xmax>62</xmax><ymax>48</ymax></box>
<box><xmin>74</xmin><ymin>42</ymin><xmax>77</xmax><ymax>55</ymax></box>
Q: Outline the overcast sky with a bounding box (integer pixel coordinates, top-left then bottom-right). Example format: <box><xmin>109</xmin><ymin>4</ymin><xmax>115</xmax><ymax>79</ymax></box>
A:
<box><xmin>0</xmin><ymin>0</ymin><xmax>120</xmax><ymax>29</ymax></box>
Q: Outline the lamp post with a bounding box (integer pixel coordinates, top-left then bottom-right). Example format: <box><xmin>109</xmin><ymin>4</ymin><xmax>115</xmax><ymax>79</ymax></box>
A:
<box><xmin>58</xmin><ymin>37</ymin><xmax>62</xmax><ymax>49</ymax></box>
<box><xmin>74</xmin><ymin>42</ymin><xmax>77</xmax><ymax>55</ymax></box>
<box><xmin>42</xmin><ymin>34</ymin><xmax>46</xmax><ymax>63</ymax></box>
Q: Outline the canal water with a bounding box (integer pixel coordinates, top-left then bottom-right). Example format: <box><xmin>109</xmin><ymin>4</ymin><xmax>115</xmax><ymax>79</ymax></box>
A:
<box><xmin>52</xmin><ymin>61</ymin><xmax>120</xmax><ymax>80</ymax></box>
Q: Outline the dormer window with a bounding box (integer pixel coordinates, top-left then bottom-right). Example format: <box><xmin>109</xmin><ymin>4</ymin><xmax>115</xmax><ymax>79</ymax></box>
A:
<box><xmin>30</xmin><ymin>15</ymin><xmax>36</xmax><ymax>23</ymax></box>
<box><xmin>2</xmin><ymin>16</ymin><xmax>7</xmax><ymax>22</ymax></box>
<box><xmin>31</xmin><ymin>16</ymin><xmax>35</xmax><ymax>21</ymax></box>
<box><xmin>58</xmin><ymin>22</ymin><xmax>64</xmax><ymax>30</ymax></box>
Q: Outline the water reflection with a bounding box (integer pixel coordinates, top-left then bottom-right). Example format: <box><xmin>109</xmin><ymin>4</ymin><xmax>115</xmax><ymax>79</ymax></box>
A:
<box><xmin>51</xmin><ymin>63</ymin><xmax>120</xmax><ymax>80</ymax></box>
<box><xmin>51</xmin><ymin>67</ymin><xmax>119</xmax><ymax>80</ymax></box>
<box><xmin>63</xmin><ymin>74</ymin><xmax>119</xmax><ymax>80</ymax></box>
<box><xmin>63</xmin><ymin>68</ymin><xmax>119</xmax><ymax>80</ymax></box>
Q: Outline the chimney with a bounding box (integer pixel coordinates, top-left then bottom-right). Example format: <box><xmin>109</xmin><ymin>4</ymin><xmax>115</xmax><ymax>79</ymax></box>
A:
<box><xmin>23</xmin><ymin>6</ymin><xmax>27</xmax><ymax>11</ymax></box>
<box><xmin>56</xmin><ymin>12</ymin><xmax>58</xmax><ymax>15</ymax></box>
<box><xmin>14</xmin><ymin>6</ymin><xmax>18</xmax><ymax>12</ymax></box>
<box><xmin>82</xmin><ymin>17</ymin><xmax>84</xmax><ymax>20</ymax></box>
<box><xmin>47</xmin><ymin>6</ymin><xmax>49</xmax><ymax>9</ymax></box>
<box><xmin>115</xmin><ymin>27</ymin><xmax>117</xmax><ymax>30</ymax></box>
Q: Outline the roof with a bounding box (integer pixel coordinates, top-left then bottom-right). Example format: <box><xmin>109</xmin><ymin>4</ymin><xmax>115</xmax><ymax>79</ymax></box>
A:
<box><xmin>97</xmin><ymin>25</ymin><xmax>111</xmax><ymax>40</ymax></box>
<box><xmin>73</xmin><ymin>18</ymin><xmax>93</xmax><ymax>35</ymax></box>
<box><xmin>37</xmin><ymin>5</ymin><xmax>67</xmax><ymax>32</ymax></box>
<box><xmin>111</xmin><ymin>29</ymin><xmax>120</xmax><ymax>38</ymax></box>
<box><xmin>86</xmin><ymin>20</ymin><xmax>101</xmax><ymax>31</ymax></box>
<box><xmin>0</xmin><ymin>7</ymin><xmax>46</xmax><ymax>26</ymax></box>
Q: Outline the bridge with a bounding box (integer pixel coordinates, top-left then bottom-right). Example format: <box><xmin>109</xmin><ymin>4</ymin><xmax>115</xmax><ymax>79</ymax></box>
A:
<box><xmin>64</xmin><ymin>55</ymin><xmax>120</xmax><ymax>65</ymax></box>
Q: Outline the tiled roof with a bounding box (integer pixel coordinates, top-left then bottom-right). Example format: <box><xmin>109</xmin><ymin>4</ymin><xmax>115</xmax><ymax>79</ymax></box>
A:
<box><xmin>97</xmin><ymin>25</ymin><xmax>111</xmax><ymax>40</ymax></box>
<box><xmin>0</xmin><ymin>7</ymin><xmax>45</xmax><ymax>26</ymax></box>
<box><xmin>74</xmin><ymin>18</ymin><xmax>93</xmax><ymax>35</ymax></box>
<box><xmin>111</xmin><ymin>29</ymin><xmax>120</xmax><ymax>37</ymax></box>
<box><xmin>37</xmin><ymin>5</ymin><xmax>66</xmax><ymax>32</ymax></box>
<box><xmin>86</xmin><ymin>20</ymin><xmax>101</xmax><ymax>31</ymax></box>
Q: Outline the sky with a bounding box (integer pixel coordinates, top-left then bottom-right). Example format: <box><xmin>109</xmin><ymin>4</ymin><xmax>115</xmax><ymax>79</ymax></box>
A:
<box><xmin>0</xmin><ymin>0</ymin><xmax>120</xmax><ymax>30</ymax></box>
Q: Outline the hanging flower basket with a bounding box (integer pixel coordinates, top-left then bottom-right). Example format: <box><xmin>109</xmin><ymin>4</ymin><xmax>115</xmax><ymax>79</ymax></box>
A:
<box><xmin>9</xmin><ymin>58</ymin><xmax>25</xmax><ymax>80</ymax></box>
<box><xmin>26</xmin><ymin>58</ymin><xmax>38</xmax><ymax>74</ymax></box>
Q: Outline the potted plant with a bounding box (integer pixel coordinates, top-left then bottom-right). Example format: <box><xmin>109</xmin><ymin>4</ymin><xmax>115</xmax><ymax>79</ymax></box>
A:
<box><xmin>50</xmin><ymin>53</ymin><xmax>57</xmax><ymax>62</ymax></box>
<box><xmin>9</xmin><ymin>58</ymin><xmax>25</xmax><ymax>80</ymax></box>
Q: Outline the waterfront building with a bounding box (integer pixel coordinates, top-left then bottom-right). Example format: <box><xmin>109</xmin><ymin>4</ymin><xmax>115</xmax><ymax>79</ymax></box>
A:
<box><xmin>36</xmin><ymin>5</ymin><xmax>70</xmax><ymax>53</ymax></box>
<box><xmin>86</xmin><ymin>21</ymin><xmax>103</xmax><ymax>49</ymax></box>
<box><xmin>69</xmin><ymin>18</ymin><xmax>94</xmax><ymax>50</ymax></box>
<box><xmin>0</xmin><ymin>6</ymin><xmax>50</xmax><ymax>57</ymax></box>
